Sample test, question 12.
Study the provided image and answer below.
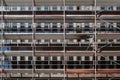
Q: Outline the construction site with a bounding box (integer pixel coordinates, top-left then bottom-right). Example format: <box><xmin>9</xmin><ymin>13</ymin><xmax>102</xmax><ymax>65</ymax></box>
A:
<box><xmin>0</xmin><ymin>0</ymin><xmax>120</xmax><ymax>80</ymax></box>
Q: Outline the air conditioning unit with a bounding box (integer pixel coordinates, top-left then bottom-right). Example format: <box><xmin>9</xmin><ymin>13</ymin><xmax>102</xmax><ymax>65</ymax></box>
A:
<box><xmin>89</xmin><ymin>23</ymin><xmax>93</xmax><ymax>28</ymax></box>
<box><xmin>33</xmin><ymin>23</ymin><xmax>36</xmax><ymax>28</ymax></box>
<box><xmin>17</xmin><ymin>6</ymin><xmax>21</xmax><ymax>11</ymax></box>
<box><xmin>113</xmin><ymin>23</ymin><xmax>117</xmax><ymax>28</ymax></box>
<box><xmin>57</xmin><ymin>56</ymin><xmax>61</xmax><ymax>61</ymax></box>
<box><xmin>57</xmin><ymin>23</ymin><xmax>61</xmax><ymax>28</ymax></box>
<box><xmin>73</xmin><ymin>56</ymin><xmax>77</xmax><ymax>61</ymax></box>
<box><xmin>0</xmin><ymin>6</ymin><xmax>2</xmax><ymax>11</ymax></box>
<box><xmin>2</xmin><ymin>6</ymin><xmax>6</xmax><ymax>11</ymax></box>
<box><xmin>73</xmin><ymin>23</ymin><xmax>77</xmax><ymax>28</ymax></box>
<box><xmin>85</xmin><ymin>6</ymin><xmax>92</xmax><ymax>11</ymax></box>
<box><xmin>97</xmin><ymin>56</ymin><xmax>101</xmax><ymax>60</ymax></box>
<box><xmin>90</xmin><ymin>56</ymin><xmax>93</xmax><ymax>61</ymax></box>
<box><xmin>89</xmin><ymin>38</ymin><xmax>93</xmax><ymax>43</ymax></box>
<box><xmin>1</xmin><ymin>23</ymin><xmax>5</xmax><ymax>29</ymax></box>
<box><xmin>25</xmin><ymin>23</ymin><xmax>28</xmax><ymax>28</ymax></box>
<box><xmin>17</xmin><ymin>56</ymin><xmax>20</xmax><ymax>61</ymax></box>
<box><xmin>50</xmin><ymin>23</ymin><xmax>52</xmax><ymax>28</ymax></box>
<box><xmin>73</xmin><ymin>6</ymin><xmax>77</xmax><ymax>11</ymax></box>
<box><xmin>25</xmin><ymin>40</ymin><xmax>28</xmax><ymax>43</ymax></box>
<box><xmin>81</xmin><ymin>6</ymin><xmax>85</xmax><ymax>11</ymax></box>
<box><xmin>57</xmin><ymin>6</ymin><xmax>61</xmax><ymax>11</ymax></box>
<box><xmin>33</xmin><ymin>6</ymin><xmax>37</xmax><ymax>11</ymax></box>
<box><xmin>97</xmin><ymin>39</ymin><xmax>101</xmax><ymax>43</ymax></box>
<box><xmin>41</xmin><ymin>56</ymin><xmax>44</xmax><ymax>61</ymax></box>
<box><xmin>113</xmin><ymin>39</ymin><xmax>117</xmax><ymax>43</ymax></box>
<box><xmin>96</xmin><ymin>6</ymin><xmax>101</xmax><ymax>10</ymax></box>
<box><xmin>41</xmin><ymin>6</ymin><xmax>44</xmax><ymax>11</ymax></box>
<box><xmin>41</xmin><ymin>23</ymin><xmax>44</xmax><ymax>28</ymax></box>
<box><xmin>97</xmin><ymin>23</ymin><xmax>101</xmax><ymax>28</ymax></box>
<box><xmin>113</xmin><ymin>6</ymin><xmax>117</xmax><ymax>11</ymax></box>
<box><xmin>82</xmin><ymin>23</ymin><xmax>85</xmax><ymax>28</ymax></box>
<box><xmin>81</xmin><ymin>56</ymin><xmax>85</xmax><ymax>61</ymax></box>
<box><xmin>17</xmin><ymin>23</ymin><xmax>20</xmax><ymax>28</ymax></box>
<box><xmin>25</xmin><ymin>6</ymin><xmax>29</xmax><ymax>11</ymax></box>
<box><xmin>73</xmin><ymin>39</ymin><xmax>77</xmax><ymax>43</ymax></box>
<box><xmin>41</xmin><ymin>39</ymin><xmax>45</xmax><ymax>43</ymax></box>
<box><xmin>17</xmin><ymin>40</ymin><xmax>21</xmax><ymax>43</ymax></box>
<box><xmin>57</xmin><ymin>39</ymin><xmax>61</xmax><ymax>43</ymax></box>
<box><xmin>81</xmin><ymin>39</ymin><xmax>85</xmax><ymax>43</ymax></box>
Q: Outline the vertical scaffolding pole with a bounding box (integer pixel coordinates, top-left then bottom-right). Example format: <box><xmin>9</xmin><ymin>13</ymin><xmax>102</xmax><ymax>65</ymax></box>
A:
<box><xmin>94</xmin><ymin>0</ymin><xmax>97</xmax><ymax>80</ymax></box>
<box><xmin>63</xmin><ymin>0</ymin><xmax>66</xmax><ymax>80</ymax></box>
<box><xmin>0</xmin><ymin>0</ymin><xmax>3</xmax><ymax>80</ymax></box>
<box><xmin>32</xmin><ymin>0</ymin><xmax>35</xmax><ymax>80</ymax></box>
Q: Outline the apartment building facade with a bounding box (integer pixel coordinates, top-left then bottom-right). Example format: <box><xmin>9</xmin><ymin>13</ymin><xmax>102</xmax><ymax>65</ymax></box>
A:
<box><xmin>0</xmin><ymin>0</ymin><xmax>120</xmax><ymax>80</ymax></box>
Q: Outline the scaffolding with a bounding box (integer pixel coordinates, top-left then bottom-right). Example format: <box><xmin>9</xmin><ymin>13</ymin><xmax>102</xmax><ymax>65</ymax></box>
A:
<box><xmin>0</xmin><ymin>0</ymin><xmax>120</xmax><ymax>80</ymax></box>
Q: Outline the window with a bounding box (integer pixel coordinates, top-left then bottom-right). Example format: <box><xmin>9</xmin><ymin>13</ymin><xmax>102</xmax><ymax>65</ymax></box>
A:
<box><xmin>85</xmin><ymin>23</ymin><xmax>89</xmax><ymax>28</ymax></box>
<box><xmin>69</xmin><ymin>56</ymin><xmax>73</xmax><ymax>61</ymax></box>
<box><xmin>0</xmin><ymin>46</ymin><xmax>11</xmax><ymax>51</ymax></box>
<box><xmin>44</xmin><ymin>39</ymin><xmax>49</xmax><ymax>42</ymax></box>
<box><xmin>44</xmin><ymin>23</ymin><xmax>49</xmax><ymax>28</ymax></box>
<box><xmin>117</xmin><ymin>22</ymin><xmax>120</xmax><ymax>27</ymax></box>
<box><xmin>107</xmin><ymin>6</ymin><xmax>113</xmax><ymax>10</ymax></box>
<box><xmin>20</xmin><ymin>56</ymin><xmax>25</xmax><ymax>61</ymax></box>
<box><xmin>5</xmin><ymin>6</ymin><xmax>10</xmax><ymax>11</ymax></box>
<box><xmin>60</xmin><ymin>56</ymin><xmax>64</xmax><ymax>60</ymax></box>
<box><xmin>4</xmin><ymin>56</ymin><xmax>9</xmax><ymax>61</ymax></box>
<box><xmin>52</xmin><ymin>6</ymin><xmax>57</xmax><ymax>11</ymax></box>
<box><xmin>77</xmin><ymin>56</ymin><xmax>81</xmax><ymax>60</ymax></box>
<box><xmin>117</xmin><ymin>39</ymin><xmax>120</xmax><ymax>42</ymax></box>
<box><xmin>101</xmin><ymin>6</ymin><xmax>106</xmax><ymax>10</ymax></box>
<box><xmin>37</xmin><ymin>6</ymin><xmax>41</xmax><ymax>11</ymax></box>
<box><xmin>12</xmin><ymin>56</ymin><xmax>17</xmax><ymax>61</ymax></box>
<box><xmin>117</xmin><ymin>56</ymin><xmax>120</xmax><ymax>60</ymax></box>
<box><xmin>28</xmin><ymin>6</ymin><xmax>33</xmax><ymax>10</ymax></box>
<box><xmin>52</xmin><ymin>23</ymin><xmax>57</xmax><ymax>28</ymax></box>
<box><xmin>117</xmin><ymin>6</ymin><xmax>120</xmax><ymax>10</ymax></box>
<box><xmin>52</xmin><ymin>39</ymin><xmax>57</xmax><ymax>42</ymax></box>
<box><xmin>109</xmin><ymin>56</ymin><xmax>114</xmax><ymax>60</ymax></box>
<box><xmin>13</xmin><ymin>23</ymin><xmax>17</xmax><ymax>28</ymax></box>
<box><xmin>101</xmin><ymin>23</ymin><xmax>106</xmax><ymax>27</ymax></box>
<box><xmin>37</xmin><ymin>57</ymin><xmax>41</xmax><ymax>60</ymax></box>
<box><xmin>44</xmin><ymin>6</ymin><xmax>49</xmax><ymax>11</ymax></box>
<box><xmin>68</xmin><ymin>6</ymin><xmax>73</xmax><ymax>10</ymax></box>
<box><xmin>20</xmin><ymin>22</ymin><xmax>25</xmax><ymax>28</ymax></box>
<box><xmin>109</xmin><ymin>39</ymin><xmax>114</xmax><ymax>42</ymax></box>
<box><xmin>44</xmin><ymin>56</ymin><xmax>49</xmax><ymax>61</ymax></box>
<box><xmin>68</xmin><ymin>23</ymin><xmax>73</xmax><ymax>28</ymax></box>
<box><xmin>100</xmin><ymin>56</ymin><xmax>105</xmax><ymax>61</ymax></box>
<box><xmin>12</xmin><ymin>6</ymin><xmax>17</xmax><ymax>11</ymax></box>
<box><xmin>101</xmin><ymin>39</ymin><xmax>106</xmax><ymax>42</ymax></box>
<box><xmin>52</xmin><ymin>56</ymin><xmax>57</xmax><ymax>61</ymax></box>
<box><xmin>77</xmin><ymin>6</ymin><xmax>80</xmax><ymax>10</ymax></box>
<box><xmin>20</xmin><ymin>6</ymin><xmax>25</xmax><ymax>11</ymax></box>
<box><xmin>37</xmin><ymin>23</ymin><xmax>41</xmax><ymax>28</ymax></box>
<box><xmin>60</xmin><ymin>6</ymin><xmax>63</xmax><ymax>10</ymax></box>
<box><xmin>28</xmin><ymin>56</ymin><xmax>33</xmax><ymax>60</ymax></box>
<box><xmin>85</xmin><ymin>56</ymin><xmax>89</xmax><ymax>61</ymax></box>
<box><xmin>37</xmin><ymin>40</ymin><xmax>41</xmax><ymax>43</ymax></box>
<box><xmin>28</xmin><ymin>23</ymin><xmax>32</xmax><ymax>28</ymax></box>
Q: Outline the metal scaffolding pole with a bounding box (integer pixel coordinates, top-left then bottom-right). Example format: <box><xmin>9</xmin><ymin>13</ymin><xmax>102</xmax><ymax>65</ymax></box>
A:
<box><xmin>32</xmin><ymin>0</ymin><xmax>35</xmax><ymax>80</ymax></box>
<box><xmin>0</xmin><ymin>0</ymin><xmax>4</xmax><ymax>80</ymax></box>
<box><xmin>94</xmin><ymin>0</ymin><xmax>97</xmax><ymax>80</ymax></box>
<box><xmin>63</xmin><ymin>0</ymin><xmax>66</xmax><ymax>80</ymax></box>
